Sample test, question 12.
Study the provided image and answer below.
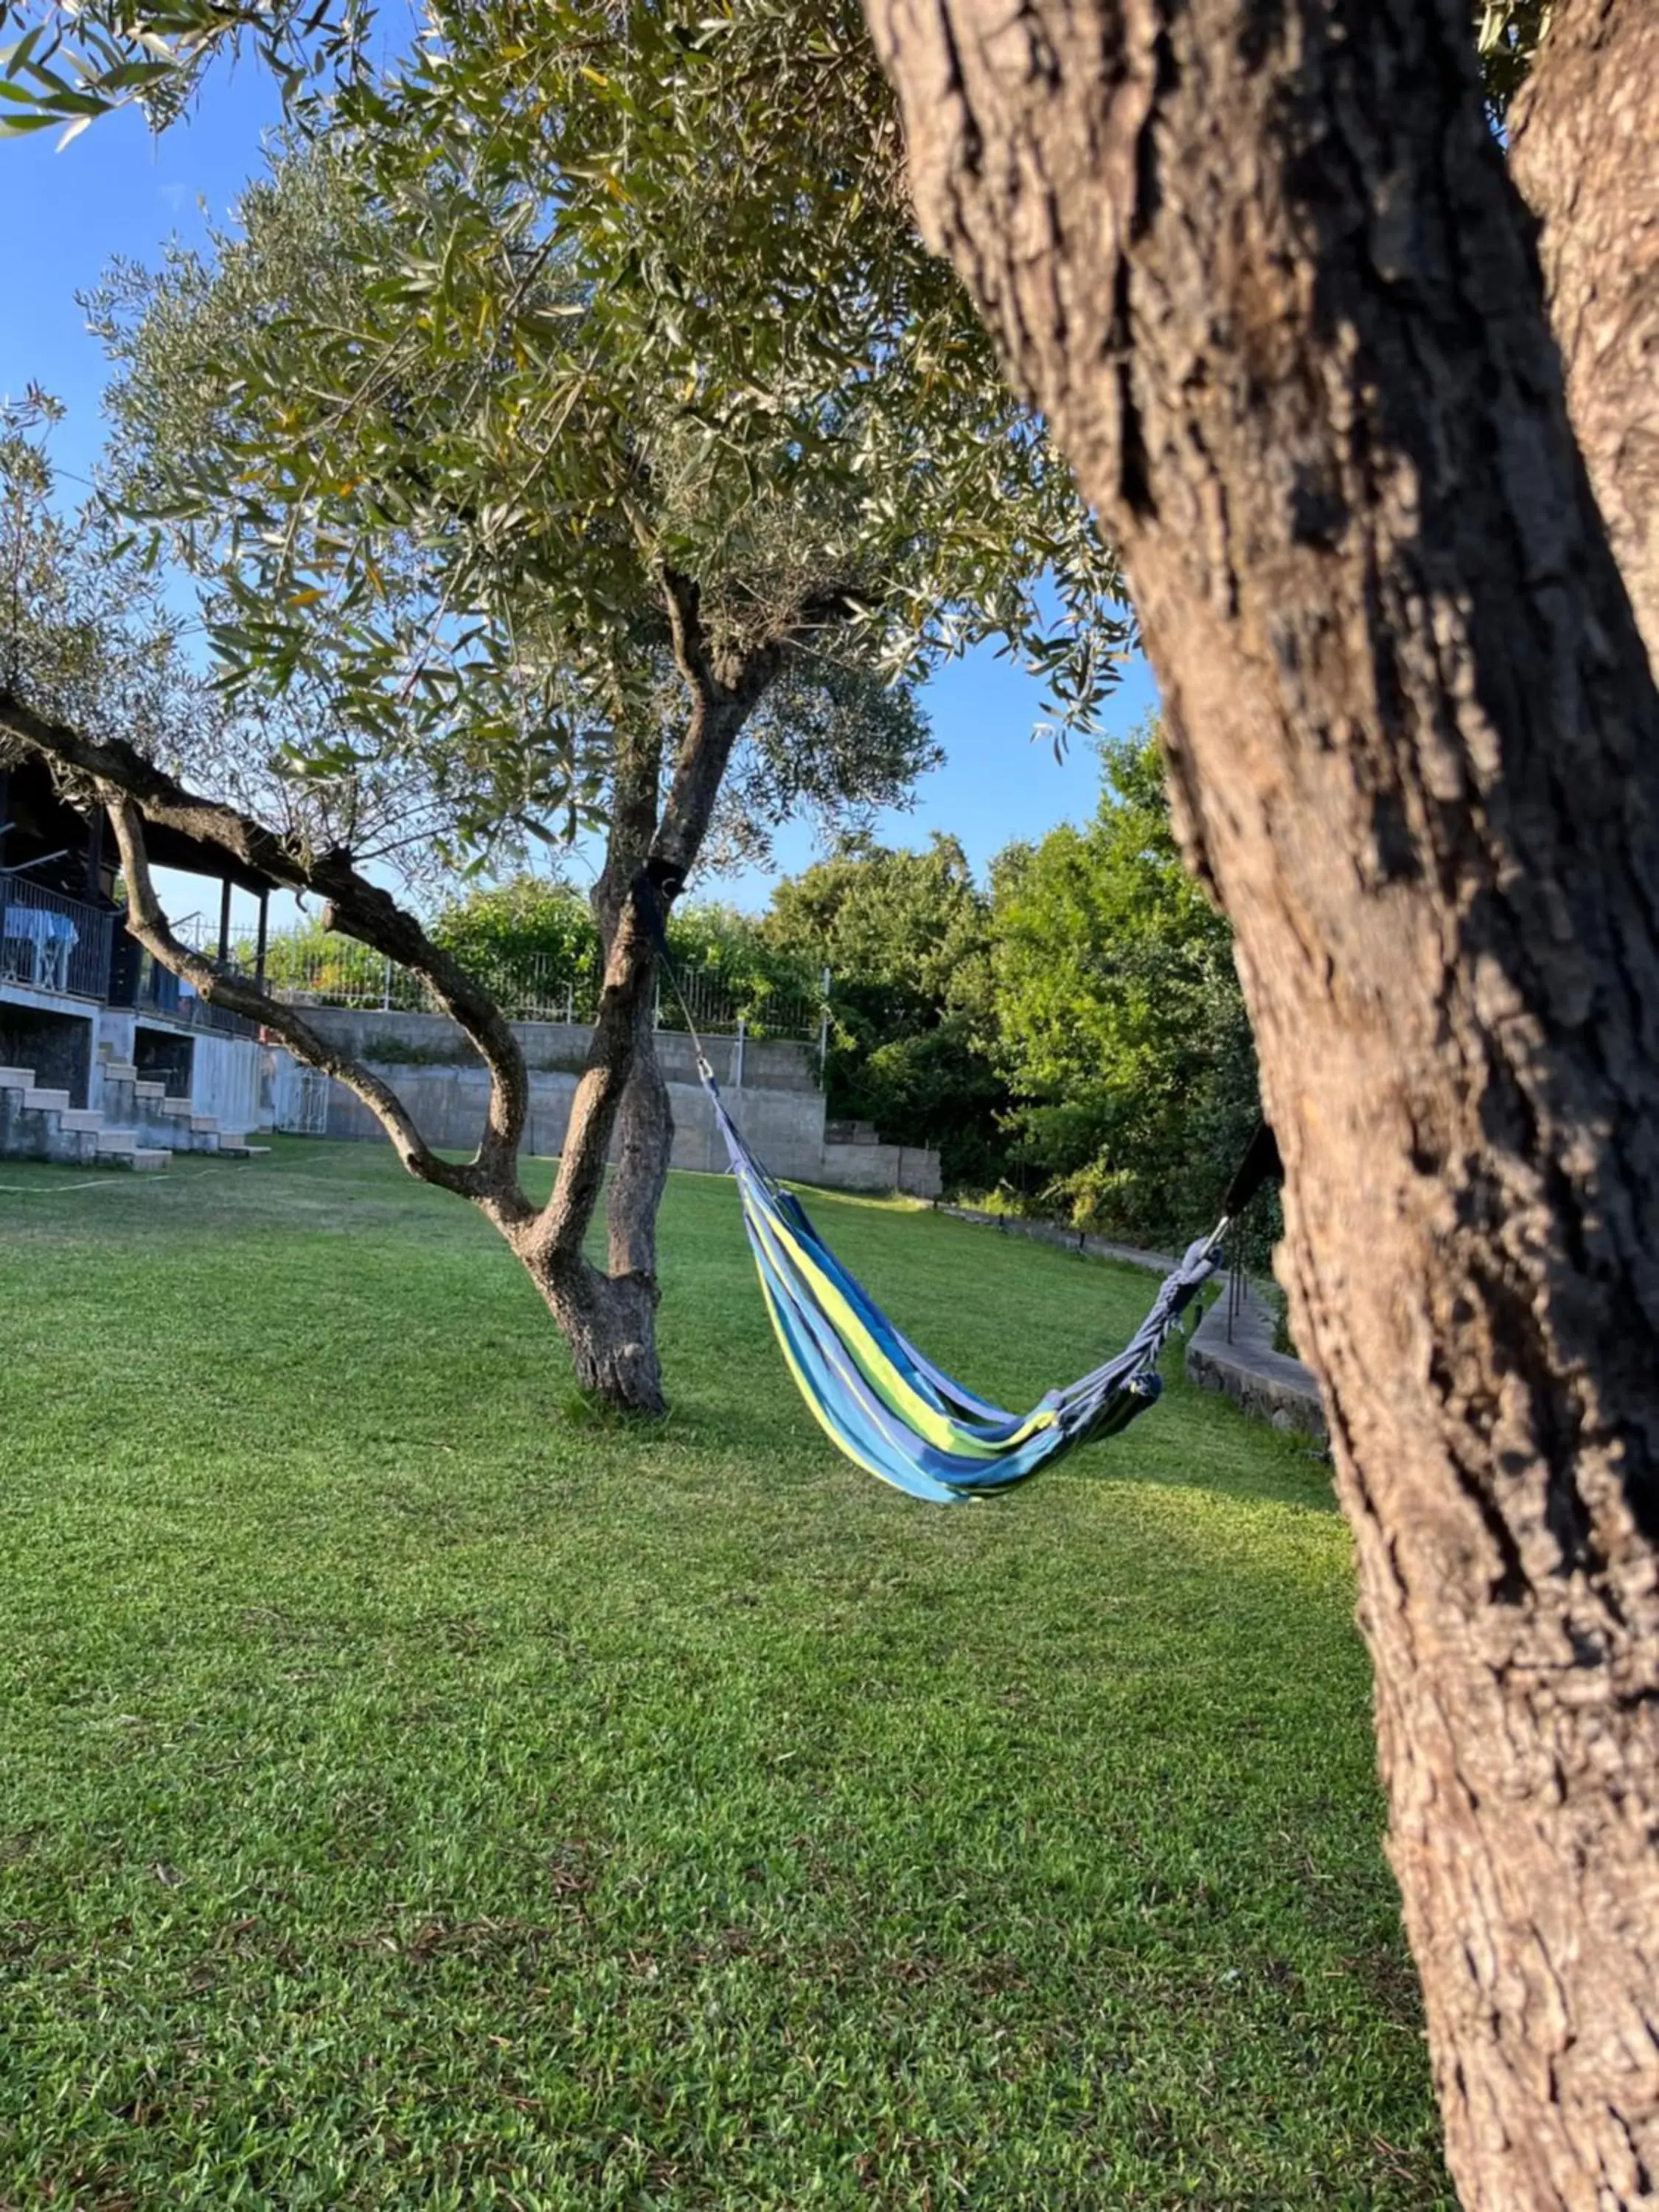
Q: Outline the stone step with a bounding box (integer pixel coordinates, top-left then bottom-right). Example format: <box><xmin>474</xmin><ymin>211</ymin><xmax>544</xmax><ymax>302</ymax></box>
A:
<box><xmin>159</xmin><ymin>1098</ymin><xmax>198</xmax><ymax>1119</ymax></box>
<box><xmin>93</xmin><ymin>1133</ymin><xmax>170</xmax><ymax>1170</ymax></box>
<box><xmin>0</xmin><ymin>1066</ymin><xmax>35</xmax><ymax>1091</ymax></box>
<box><xmin>59</xmin><ymin>1108</ymin><xmax>105</xmax><ymax>1133</ymax></box>
<box><xmin>133</xmin><ymin>1080</ymin><xmax>167</xmax><ymax>1101</ymax></box>
<box><xmin>189</xmin><ymin>1115</ymin><xmax>218</xmax><ymax>1134</ymax></box>
<box><xmin>23</xmin><ymin>1088</ymin><xmax>71</xmax><ymax>1113</ymax></box>
<box><xmin>102</xmin><ymin>1061</ymin><xmax>139</xmax><ymax>1082</ymax></box>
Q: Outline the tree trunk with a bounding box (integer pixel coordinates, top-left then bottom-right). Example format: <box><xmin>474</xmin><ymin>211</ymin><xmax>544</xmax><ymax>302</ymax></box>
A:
<box><xmin>606</xmin><ymin>992</ymin><xmax>674</xmax><ymax>1283</ymax></box>
<box><xmin>866</xmin><ymin>1</ymin><xmax>1659</xmax><ymax>2205</ymax></box>
<box><xmin>1510</xmin><ymin>0</ymin><xmax>1659</xmax><ymax>676</ymax></box>
<box><xmin>526</xmin><ymin>1245</ymin><xmax>665</xmax><ymax>1413</ymax></box>
<box><xmin>591</xmin><ymin>712</ymin><xmax>675</xmax><ymax>1289</ymax></box>
<box><xmin>520</xmin><ymin>644</ymin><xmax>770</xmax><ymax>1414</ymax></box>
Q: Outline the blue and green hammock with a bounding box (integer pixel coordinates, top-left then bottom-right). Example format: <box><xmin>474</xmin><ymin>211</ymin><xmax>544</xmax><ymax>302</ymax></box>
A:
<box><xmin>706</xmin><ymin>1076</ymin><xmax>1227</xmax><ymax>1502</ymax></box>
<box><xmin>638</xmin><ymin>870</ymin><xmax>1276</xmax><ymax>1505</ymax></box>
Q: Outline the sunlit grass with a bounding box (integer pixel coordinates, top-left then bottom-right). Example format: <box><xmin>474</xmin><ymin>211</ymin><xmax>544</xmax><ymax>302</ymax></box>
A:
<box><xmin>0</xmin><ymin>1140</ymin><xmax>1446</xmax><ymax>2208</ymax></box>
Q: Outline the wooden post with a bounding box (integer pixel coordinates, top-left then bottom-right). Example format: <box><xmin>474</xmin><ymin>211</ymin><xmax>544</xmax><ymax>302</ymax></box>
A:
<box><xmin>217</xmin><ymin>876</ymin><xmax>233</xmax><ymax>967</ymax></box>
<box><xmin>254</xmin><ymin>888</ymin><xmax>270</xmax><ymax>985</ymax></box>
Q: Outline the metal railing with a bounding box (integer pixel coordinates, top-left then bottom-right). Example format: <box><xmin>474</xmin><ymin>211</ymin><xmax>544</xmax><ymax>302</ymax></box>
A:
<box><xmin>104</xmin><ymin>917</ymin><xmax>827</xmax><ymax>1056</ymax></box>
<box><xmin>255</xmin><ymin>936</ymin><xmax>827</xmax><ymax>1042</ymax></box>
<box><xmin>0</xmin><ymin>874</ymin><xmax>115</xmax><ymax>1001</ymax></box>
<box><xmin>110</xmin><ymin>912</ymin><xmax>261</xmax><ymax>1040</ymax></box>
<box><xmin>131</xmin><ymin>946</ymin><xmax>263</xmax><ymax>1040</ymax></box>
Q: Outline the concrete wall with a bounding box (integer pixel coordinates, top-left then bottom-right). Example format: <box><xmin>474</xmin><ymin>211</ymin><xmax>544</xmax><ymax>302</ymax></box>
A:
<box><xmin>311</xmin><ymin>1049</ymin><xmax>940</xmax><ymax>1197</ymax></box>
<box><xmin>300</xmin><ymin>1006</ymin><xmax>821</xmax><ymax>1093</ymax></box>
<box><xmin>821</xmin><ymin>1141</ymin><xmax>941</xmax><ymax>1200</ymax></box>
<box><xmin>88</xmin><ymin>1010</ymin><xmax>273</xmax><ymax>1133</ymax></box>
<box><xmin>187</xmin><ymin>1030</ymin><xmax>271</xmax><ymax>1135</ymax></box>
<box><xmin>321</xmin><ymin>1060</ymin><xmax>829</xmax><ymax>1177</ymax></box>
<box><xmin>295</xmin><ymin>1004</ymin><xmax>936</xmax><ymax>1193</ymax></box>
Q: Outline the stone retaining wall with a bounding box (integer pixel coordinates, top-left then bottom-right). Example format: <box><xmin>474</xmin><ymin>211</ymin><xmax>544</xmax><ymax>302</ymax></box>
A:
<box><xmin>1185</xmin><ymin>1279</ymin><xmax>1327</xmax><ymax>1439</ymax></box>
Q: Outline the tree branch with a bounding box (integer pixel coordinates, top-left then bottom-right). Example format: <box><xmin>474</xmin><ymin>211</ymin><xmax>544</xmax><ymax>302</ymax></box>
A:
<box><xmin>0</xmin><ymin>685</ymin><xmax>532</xmax><ymax>1203</ymax></box>
<box><xmin>659</xmin><ymin>564</ymin><xmax>716</xmax><ymax>710</ymax></box>
<box><xmin>103</xmin><ymin>793</ymin><xmax>510</xmax><ymax>1206</ymax></box>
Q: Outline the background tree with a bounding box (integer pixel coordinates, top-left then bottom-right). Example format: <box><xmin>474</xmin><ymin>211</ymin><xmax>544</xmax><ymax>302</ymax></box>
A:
<box><xmin>422</xmin><ymin>876</ymin><xmax>824</xmax><ymax>1038</ymax></box>
<box><xmin>987</xmin><ymin>729</ymin><xmax>1261</xmax><ymax>1250</ymax></box>
<box><xmin>759</xmin><ymin>833</ymin><xmax>1005</xmax><ymax>1185</ymax></box>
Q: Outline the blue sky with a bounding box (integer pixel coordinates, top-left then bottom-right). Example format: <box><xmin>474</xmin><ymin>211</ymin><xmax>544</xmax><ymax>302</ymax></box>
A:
<box><xmin>0</xmin><ymin>65</ymin><xmax>1160</xmax><ymax>930</ymax></box>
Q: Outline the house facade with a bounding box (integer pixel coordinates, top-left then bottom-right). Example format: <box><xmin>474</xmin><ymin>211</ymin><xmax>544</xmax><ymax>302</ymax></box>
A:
<box><xmin>0</xmin><ymin>757</ymin><xmax>279</xmax><ymax>1167</ymax></box>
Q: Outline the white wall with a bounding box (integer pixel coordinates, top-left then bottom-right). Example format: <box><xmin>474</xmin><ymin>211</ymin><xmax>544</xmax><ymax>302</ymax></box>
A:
<box><xmin>188</xmin><ymin>1031</ymin><xmax>271</xmax><ymax>1133</ymax></box>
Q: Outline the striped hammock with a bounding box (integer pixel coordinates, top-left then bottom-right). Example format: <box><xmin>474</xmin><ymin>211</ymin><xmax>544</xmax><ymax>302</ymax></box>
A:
<box><xmin>703</xmin><ymin>1077</ymin><xmax>1222</xmax><ymax>1504</ymax></box>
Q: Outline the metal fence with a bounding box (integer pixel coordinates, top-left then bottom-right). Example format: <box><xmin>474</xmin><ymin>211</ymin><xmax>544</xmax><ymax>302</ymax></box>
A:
<box><xmin>255</xmin><ymin>934</ymin><xmax>827</xmax><ymax>1043</ymax></box>
<box><xmin>133</xmin><ymin>949</ymin><xmax>263</xmax><ymax>1039</ymax></box>
<box><xmin>0</xmin><ymin>874</ymin><xmax>115</xmax><ymax>1001</ymax></box>
<box><xmin>120</xmin><ymin>914</ymin><xmax>264</xmax><ymax>1039</ymax></box>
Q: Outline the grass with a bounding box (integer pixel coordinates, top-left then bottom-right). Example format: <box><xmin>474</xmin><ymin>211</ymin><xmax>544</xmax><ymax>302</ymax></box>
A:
<box><xmin>0</xmin><ymin>1141</ymin><xmax>1447</xmax><ymax>2209</ymax></box>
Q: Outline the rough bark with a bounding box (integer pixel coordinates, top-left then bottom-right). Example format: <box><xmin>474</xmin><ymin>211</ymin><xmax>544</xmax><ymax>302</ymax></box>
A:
<box><xmin>1510</xmin><ymin>0</ymin><xmax>1659</xmax><ymax>675</ymax></box>
<box><xmin>588</xmin><ymin>709</ymin><xmax>670</xmax><ymax>1285</ymax></box>
<box><xmin>866</xmin><ymin>1</ymin><xmax>1659</xmax><ymax>2205</ymax></box>
<box><xmin>522</xmin><ymin>1242</ymin><xmax>665</xmax><ymax>1411</ymax></box>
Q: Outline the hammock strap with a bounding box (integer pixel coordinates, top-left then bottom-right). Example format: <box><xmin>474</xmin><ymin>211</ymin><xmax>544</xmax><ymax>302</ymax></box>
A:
<box><xmin>631</xmin><ymin>866</ymin><xmax>714</xmax><ymax>1079</ymax></box>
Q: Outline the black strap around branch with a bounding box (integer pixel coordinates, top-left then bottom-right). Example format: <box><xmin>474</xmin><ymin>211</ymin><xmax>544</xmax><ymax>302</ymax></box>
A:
<box><xmin>1221</xmin><ymin>1120</ymin><xmax>1283</xmax><ymax>1222</ymax></box>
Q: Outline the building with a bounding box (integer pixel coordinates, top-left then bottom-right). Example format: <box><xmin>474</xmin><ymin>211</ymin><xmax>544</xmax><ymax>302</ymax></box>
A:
<box><xmin>0</xmin><ymin>756</ymin><xmax>278</xmax><ymax>1167</ymax></box>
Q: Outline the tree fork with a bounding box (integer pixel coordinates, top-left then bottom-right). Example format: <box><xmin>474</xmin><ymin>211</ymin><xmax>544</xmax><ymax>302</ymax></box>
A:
<box><xmin>867</xmin><ymin>0</ymin><xmax>1659</xmax><ymax>2202</ymax></box>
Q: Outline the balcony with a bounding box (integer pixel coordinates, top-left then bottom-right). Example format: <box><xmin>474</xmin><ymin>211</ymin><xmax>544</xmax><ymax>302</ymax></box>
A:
<box><xmin>132</xmin><ymin>950</ymin><xmax>262</xmax><ymax>1040</ymax></box>
<box><xmin>111</xmin><ymin>918</ymin><xmax>262</xmax><ymax>1042</ymax></box>
<box><xmin>0</xmin><ymin>874</ymin><xmax>116</xmax><ymax>1003</ymax></box>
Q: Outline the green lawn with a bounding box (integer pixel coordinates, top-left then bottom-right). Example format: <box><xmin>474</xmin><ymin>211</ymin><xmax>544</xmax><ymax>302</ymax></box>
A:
<box><xmin>0</xmin><ymin>1141</ymin><xmax>1446</xmax><ymax>2209</ymax></box>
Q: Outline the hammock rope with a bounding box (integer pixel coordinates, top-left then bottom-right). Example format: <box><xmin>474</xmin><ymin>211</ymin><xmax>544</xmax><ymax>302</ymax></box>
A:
<box><xmin>634</xmin><ymin>873</ymin><xmax>1276</xmax><ymax>1503</ymax></box>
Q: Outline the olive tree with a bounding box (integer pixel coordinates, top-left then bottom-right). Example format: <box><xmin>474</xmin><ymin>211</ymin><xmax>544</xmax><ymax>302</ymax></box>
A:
<box><xmin>3</xmin><ymin>41</ymin><xmax>1127</xmax><ymax>1413</ymax></box>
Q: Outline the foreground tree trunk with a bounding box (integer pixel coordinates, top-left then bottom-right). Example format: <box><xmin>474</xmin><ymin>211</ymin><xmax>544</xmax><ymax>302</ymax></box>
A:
<box><xmin>1510</xmin><ymin>0</ymin><xmax>1659</xmax><ymax>675</ymax></box>
<box><xmin>866</xmin><ymin>0</ymin><xmax>1659</xmax><ymax>2203</ymax></box>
